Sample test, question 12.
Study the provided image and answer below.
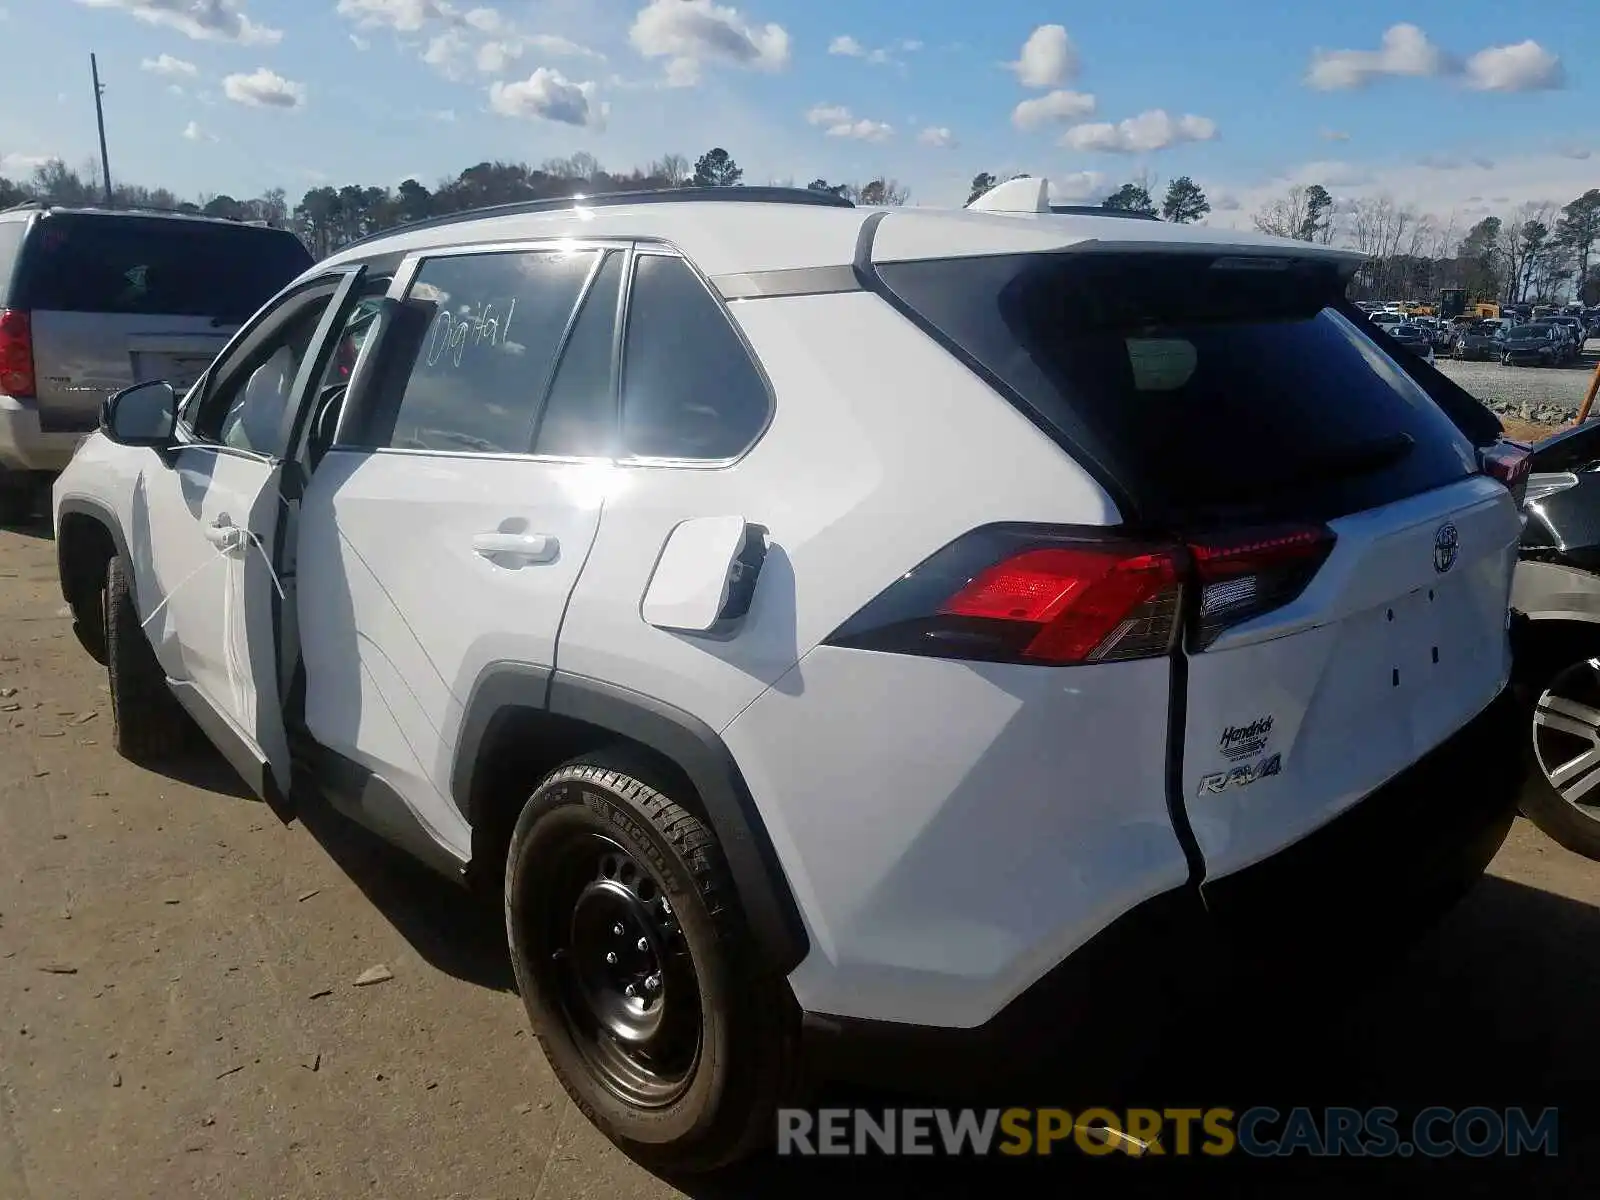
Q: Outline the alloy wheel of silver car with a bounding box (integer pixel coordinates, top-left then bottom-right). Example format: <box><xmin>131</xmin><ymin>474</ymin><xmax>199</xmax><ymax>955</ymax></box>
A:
<box><xmin>1531</xmin><ymin>658</ymin><xmax>1600</xmax><ymax>823</ymax></box>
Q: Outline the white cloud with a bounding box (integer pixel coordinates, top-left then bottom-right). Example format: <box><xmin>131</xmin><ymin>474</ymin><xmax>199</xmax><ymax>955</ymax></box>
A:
<box><xmin>829</xmin><ymin>119</ymin><xmax>892</xmax><ymax>142</ymax></box>
<box><xmin>1049</xmin><ymin>171</ymin><xmax>1105</xmax><ymax>202</ymax></box>
<box><xmin>1061</xmin><ymin>110</ymin><xmax>1217</xmax><ymax>153</ymax></box>
<box><xmin>222</xmin><ymin>67</ymin><xmax>306</xmax><ymax>109</ymax></box>
<box><xmin>630</xmin><ymin>0</ymin><xmax>789</xmax><ymax>87</ymax></box>
<box><xmin>805</xmin><ymin>103</ymin><xmax>891</xmax><ymax>141</ymax></box>
<box><xmin>1305</xmin><ymin>24</ymin><xmax>1450</xmax><ymax>90</ymax></box>
<box><xmin>897</xmin><ymin>38</ymin><xmax>922</xmax><ymax>52</ymax></box>
<box><xmin>805</xmin><ymin>103</ymin><xmax>851</xmax><ymax>126</ymax></box>
<box><xmin>77</xmin><ymin>0</ymin><xmax>281</xmax><ymax>46</ymax></box>
<box><xmin>337</xmin><ymin>0</ymin><xmax>601</xmax><ymax>77</ymax></box>
<box><xmin>828</xmin><ymin>34</ymin><xmax>863</xmax><ymax>57</ymax></box>
<box><xmin>0</xmin><ymin>152</ymin><xmax>53</xmax><ymax>174</ymax></box>
<box><xmin>476</xmin><ymin>39</ymin><xmax>519</xmax><ymax>73</ymax></box>
<box><xmin>1011</xmin><ymin>89</ymin><xmax>1096</xmax><ymax>131</ymax></box>
<box><xmin>335</xmin><ymin>0</ymin><xmax>438</xmax><ymax>32</ymax></box>
<box><xmin>1010</xmin><ymin>24</ymin><xmax>1077</xmax><ymax>88</ymax></box>
<box><xmin>1464</xmin><ymin>40</ymin><xmax>1563</xmax><ymax>92</ymax></box>
<box><xmin>918</xmin><ymin>126</ymin><xmax>956</xmax><ymax>149</ymax></box>
<box><xmin>140</xmin><ymin>53</ymin><xmax>197</xmax><ymax>78</ymax></box>
<box><xmin>350</xmin><ymin>33</ymin><xmax>370</xmax><ymax>50</ymax></box>
<box><xmin>488</xmin><ymin>68</ymin><xmax>607</xmax><ymax>128</ymax></box>
<box><xmin>181</xmin><ymin>119</ymin><xmax>217</xmax><ymax>142</ymax></box>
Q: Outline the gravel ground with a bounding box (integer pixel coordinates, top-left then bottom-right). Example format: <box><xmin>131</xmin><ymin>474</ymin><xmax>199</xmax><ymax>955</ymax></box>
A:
<box><xmin>1435</xmin><ymin>340</ymin><xmax>1598</xmax><ymax>422</ymax></box>
<box><xmin>4</xmin><ymin>511</ymin><xmax>1600</xmax><ymax>1195</ymax></box>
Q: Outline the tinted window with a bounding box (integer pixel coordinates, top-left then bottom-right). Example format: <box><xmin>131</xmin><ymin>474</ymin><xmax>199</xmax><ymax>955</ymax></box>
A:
<box><xmin>534</xmin><ymin>251</ymin><xmax>621</xmax><ymax>458</ymax></box>
<box><xmin>386</xmin><ymin>248</ymin><xmax>597</xmax><ymax>453</ymax></box>
<box><xmin>0</xmin><ymin>219</ymin><xmax>27</xmax><ymax>303</ymax></box>
<box><xmin>14</xmin><ymin>214</ymin><xmax>311</xmax><ymax>318</ymax></box>
<box><xmin>620</xmin><ymin>254</ymin><xmax>768</xmax><ymax>460</ymax></box>
<box><xmin>878</xmin><ymin>253</ymin><xmax>1478</xmax><ymax>526</ymax></box>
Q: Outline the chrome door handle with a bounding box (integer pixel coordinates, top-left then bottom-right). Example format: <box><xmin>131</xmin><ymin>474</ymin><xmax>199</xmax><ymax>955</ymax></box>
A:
<box><xmin>472</xmin><ymin>532</ymin><xmax>558</xmax><ymax>563</ymax></box>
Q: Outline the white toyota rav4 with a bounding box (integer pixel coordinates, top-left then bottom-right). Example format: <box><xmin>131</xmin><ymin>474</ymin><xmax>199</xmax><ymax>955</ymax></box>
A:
<box><xmin>53</xmin><ymin>179</ymin><xmax>1532</xmax><ymax>1169</ymax></box>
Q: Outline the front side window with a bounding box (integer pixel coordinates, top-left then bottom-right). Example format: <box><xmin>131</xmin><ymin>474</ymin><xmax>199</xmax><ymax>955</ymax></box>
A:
<box><xmin>619</xmin><ymin>254</ymin><xmax>769</xmax><ymax>461</ymax></box>
<box><xmin>193</xmin><ymin>294</ymin><xmax>333</xmax><ymax>456</ymax></box>
<box><xmin>382</xmin><ymin>248</ymin><xmax>598</xmax><ymax>454</ymax></box>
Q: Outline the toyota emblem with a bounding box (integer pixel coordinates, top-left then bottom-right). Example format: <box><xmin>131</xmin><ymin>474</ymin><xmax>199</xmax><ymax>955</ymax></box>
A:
<box><xmin>1433</xmin><ymin>522</ymin><xmax>1459</xmax><ymax>574</ymax></box>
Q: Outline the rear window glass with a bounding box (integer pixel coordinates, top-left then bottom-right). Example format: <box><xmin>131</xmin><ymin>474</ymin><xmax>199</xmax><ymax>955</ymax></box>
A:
<box><xmin>0</xmin><ymin>219</ymin><xmax>26</xmax><ymax>302</ymax></box>
<box><xmin>14</xmin><ymin>214</ymin><xmax>312</xmax><ymax>319</ymax></box>
<box><xmin>877</xmin><ymin>252</ymin><xmax>1479</xmax><ymax>526</ymax></box>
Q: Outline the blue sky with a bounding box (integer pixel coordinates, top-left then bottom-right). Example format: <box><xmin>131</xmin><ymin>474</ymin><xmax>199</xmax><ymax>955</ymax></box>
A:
<box><xmin>2</xmin><ymin>0</ymin><xmax>1596</xmax><ymax>228</ymax></box>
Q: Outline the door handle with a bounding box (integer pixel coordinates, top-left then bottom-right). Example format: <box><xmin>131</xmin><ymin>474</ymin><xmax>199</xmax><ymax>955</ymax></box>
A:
<box><xmin>472</xmin><ymin>532</ymin><xmax>558</xmax><ymax>563</ymax></box>
<box><xmin>204</xmin><ymin>520</ymin><xmax>244</xmax><ymax>552</ymax></box>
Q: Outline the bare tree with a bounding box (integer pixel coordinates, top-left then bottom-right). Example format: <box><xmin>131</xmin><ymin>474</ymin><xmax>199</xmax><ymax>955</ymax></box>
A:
<box><xmin>1252</xmin><ymin>185</ymin><xmax>1312</xmax><ymax>239</ymax></box>
<box><xmin>650</xmin><ymin>153</ymin><xmax>690</xmax><ymax>187</ymax></box>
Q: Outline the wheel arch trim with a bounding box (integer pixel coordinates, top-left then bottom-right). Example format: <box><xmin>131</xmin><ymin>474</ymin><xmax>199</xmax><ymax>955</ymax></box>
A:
<box><xmin>451</xmin><ymin>664</ymin><xmax>810</xmax><ymax>974</ymax></box>
<box><xmin>55</xmin><ymin>496</ymin><xmax>133</xmax><ymax>606</ymax></box>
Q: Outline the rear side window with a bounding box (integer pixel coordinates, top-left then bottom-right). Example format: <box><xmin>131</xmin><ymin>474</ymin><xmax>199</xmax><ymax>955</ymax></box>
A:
<box><xmin>877</xmin><ymin>252</ymin><xmax>1479</xmax><ymax>526</ymax></box>
<box><xmin>384</xmin><ymin>248</ymin><xmax>597</xmax><ymax>454</ymax></box>
<box><xmin>620</xmin><ymin>254</ymin><xmax>768</xmax><ymax>460</ymax></box>
<box><xmin>534</xmin><ymin>251</ymin><xmax>622</xmax><ymax>458</ymax></box>
<box><xmin>13</xmin><ymin>214</ymin><xmax>312</xmax><ymax>319</ymax></box>
<box><xmin>0</xmin><ymin>219</ymin><xmax>27</xmax><ymax>303</ymax></box>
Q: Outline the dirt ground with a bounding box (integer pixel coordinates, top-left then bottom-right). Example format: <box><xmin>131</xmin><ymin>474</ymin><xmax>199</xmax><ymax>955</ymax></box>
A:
<box><xmin>4</xmin><ymin>514</ymin><xmax>1600</xmax><ymax>1198</ymax></box>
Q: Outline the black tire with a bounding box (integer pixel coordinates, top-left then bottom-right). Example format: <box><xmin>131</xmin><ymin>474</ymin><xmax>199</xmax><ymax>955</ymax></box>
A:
<box><xmin>505</xmin><ymin>755</ymin><xmax>804</xmax><ymax>1174</ymax></box>
<box><xmin>104</xmin><ymin>555</ymin><xmax>192</xmax><ymax>764</ymax></box>
<box><xmin>1516</xmin><ymin>643</ymin><xmax>1600</xmax><ymax>857</ymax></box>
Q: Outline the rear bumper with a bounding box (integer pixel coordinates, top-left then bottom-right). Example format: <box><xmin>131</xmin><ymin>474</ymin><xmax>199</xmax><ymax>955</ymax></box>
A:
<box><xmin>0</xmin><ymin>395</ymin><xmax>82</xmax><ymax>473</ymax></box>
<box><xmin>802</xmin><ymin>689</ymin><xmax>1520</xmax><ymax>1093</ymax></box>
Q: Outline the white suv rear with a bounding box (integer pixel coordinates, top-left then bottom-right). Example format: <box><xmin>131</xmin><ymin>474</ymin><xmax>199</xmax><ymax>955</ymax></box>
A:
<box><xmin>53</xmin><ymin>182</ymin><xmax>1530</xmax><ymax>1171</ymax></box>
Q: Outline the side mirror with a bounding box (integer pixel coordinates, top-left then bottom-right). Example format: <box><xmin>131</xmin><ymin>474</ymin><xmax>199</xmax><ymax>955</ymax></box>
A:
<box><xmin>101</xmin><ymin>381</ymin><xmax>178</xmax><ymax>450</ymax></box>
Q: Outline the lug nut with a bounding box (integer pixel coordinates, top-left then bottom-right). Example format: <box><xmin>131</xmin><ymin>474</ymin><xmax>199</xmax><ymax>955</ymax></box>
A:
<box><xmin>605</xmin><ymin>952</ymin><xmax>618</xmax><ymax>965</ymax></box>
<box><xmin>624</xmin><ymin>984</ymin><xmax>637</xmax><ymax>998</ymax></box>
<box><xmin>612</xmin><ymin>923</ymin><xmax>624</xmax><ymax>937</ymax></box>
<box><xmin>636</xmin><ymin>938</ymin><xmax>649</xmax><ymax>952</ymax></box>
<box><xmin>660</xmin><ymin>899</ymin><xmax>672</xmax><ymax>915</ymax></box>
<box><xmin>644</xmin><ymin>973</ymin><xmax>661</xmax><ymax>993</ymax></box>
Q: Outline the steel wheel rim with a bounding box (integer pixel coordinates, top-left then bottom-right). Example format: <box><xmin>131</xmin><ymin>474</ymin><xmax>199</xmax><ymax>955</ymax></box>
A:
<box><xmin>525</xmin><ymin>830</ymin><xmax>701</xmax><ymax>1108</ymax></box>
<box><xmin>1532</xmin><ymin>658</ymin><xmax>1600</xmax><ymax>819</ymax></box>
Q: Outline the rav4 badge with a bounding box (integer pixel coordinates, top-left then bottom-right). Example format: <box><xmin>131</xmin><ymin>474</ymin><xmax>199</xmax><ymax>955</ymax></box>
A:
<box><xmin>1197</xmin><ymin>753</ymin><xmax>1282</xmax><ymax>796</ymax></box>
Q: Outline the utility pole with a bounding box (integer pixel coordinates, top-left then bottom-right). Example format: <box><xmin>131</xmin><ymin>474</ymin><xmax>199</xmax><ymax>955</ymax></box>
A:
<box><xmin>90</xmin><ymin>53</ymin><xmax>113</xmax><ymax>206</ymax></box>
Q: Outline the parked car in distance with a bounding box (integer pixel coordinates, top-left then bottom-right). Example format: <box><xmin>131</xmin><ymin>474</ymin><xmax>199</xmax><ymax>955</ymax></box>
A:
<box><xmin>0</xmin><ymin>202</ymin><xmax>314</xmax><ymax>523</ymax></box>
<box><xmin>1453</xmin><ymin>319</ymin><xmax>1505</xmax><ymax>361</ymax></box>
<box><xmin>51</xmin><ymin>183</ymin><xmax>1532</xmax><ymax>1171</ymax></box>
<box><xmin>1502</xmin><ymin>323</ymin><xmax>1562</xmax><ymax>366</ymax></box>
<box><xmin>1389</xmin><ymin>321</ymin><xmax>1436</xmax><ymax>364</ymax></box>
<box><xmin>1549</xmin><ymin>315</ymin><xmax>1588</xmax><ymax>357</ymax></box>
<box><xmin>1370</xmin><ymin>310</ymin><xmax>1405</xmax><ymax>330</ymax></box>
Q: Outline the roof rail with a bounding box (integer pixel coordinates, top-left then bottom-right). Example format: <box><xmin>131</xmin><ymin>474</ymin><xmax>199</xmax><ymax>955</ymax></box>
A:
<box><xmin>1048</xmin><ymin>204</ymin><xmax>1160</xmax><ymax>221</ymax></box>
<box><xmin>337</xmin><ymin>185</ymin><xmax>856</xmax><ymax>253</ymax></box>
<box><xmin>0</xmin><ymin>200</ymin><xmax>46</xmax><ymax>214</ymax></box>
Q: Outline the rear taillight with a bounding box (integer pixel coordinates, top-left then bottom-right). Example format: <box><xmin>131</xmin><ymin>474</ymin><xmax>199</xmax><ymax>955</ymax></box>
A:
<box><xmin>1188</xmin><ymin>524</ymin><xmax>1336</xmax><ymax>650</ymax></box>
<box><xmin>1479</xmin><ymin>439</ymin><xmax>1532</xmax><ymax>500</ymax></box>
<box><xmin>0</xmin><ymin>309</ymin><xmax>34</xmax><ymax>398</ymax></box>
<box><xmin>824</xmin><ymin>521</ymin><xmax>1336</xmax><ymax>666</ymax></box>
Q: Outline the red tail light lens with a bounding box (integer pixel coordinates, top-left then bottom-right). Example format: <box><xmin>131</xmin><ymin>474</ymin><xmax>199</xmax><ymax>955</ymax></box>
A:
<box><xmin>940</xmin><ymin>546</ymin><xmax>1182</xmax><ymax>663</ymax></box>
<box><xmin>825</xmin><ymin>526</ymin><xmax>1185</xmax><ymax>666</ymax></box>
<box><xmin>825</xmin><ymin>521</ymin><xmax>1336</xmax><ymax>667</ymax></box>
<box><xmin>1479</xmin><ymin>439</ymin><xmax>1532</xmax><ymax>500</ymax></box>
<box><xmin>0</xmin><ymin>309</ymin><xmax>35</xmax><ymax>398</ymax></box>
<box><xmin>1189</xmin><ymin>523</ymin><xmax>1335</xmax><ymax>649</ymax></box>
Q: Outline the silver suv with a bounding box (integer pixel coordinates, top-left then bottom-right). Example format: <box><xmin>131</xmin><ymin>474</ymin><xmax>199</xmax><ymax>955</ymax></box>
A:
<box><xmin>0</xmin><ymin>202</ymin><xmax>312</xmax><ymax>521</ymax></box>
